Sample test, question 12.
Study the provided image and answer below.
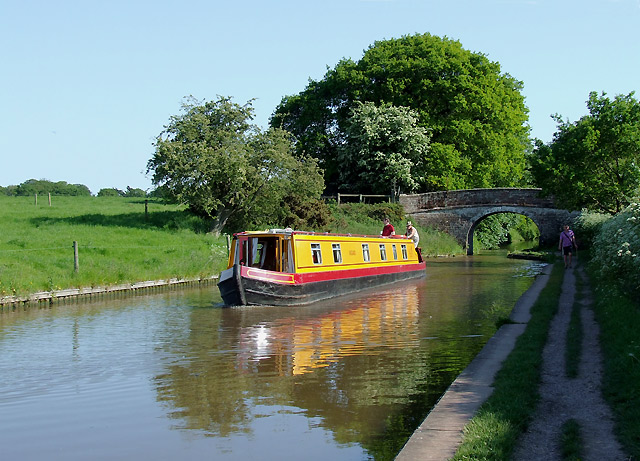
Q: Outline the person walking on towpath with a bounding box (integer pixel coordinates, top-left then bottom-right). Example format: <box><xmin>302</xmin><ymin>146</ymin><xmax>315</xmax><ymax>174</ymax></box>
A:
<box><xmin>381</xmin><ymin>218</ymin><xmax>395</xmax><ymax>236</ymax></box>
<box><xmin>558</xmin><ymin>224</ymin><xmax>577</xmax><ymax>268</ymax></box>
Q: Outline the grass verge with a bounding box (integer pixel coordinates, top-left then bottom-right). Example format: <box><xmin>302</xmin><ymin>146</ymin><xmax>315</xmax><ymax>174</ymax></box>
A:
<box><xmin>565</xmin><ymin>271</ymin><xmax>583</xmax><ymax>379</ymax></box>
<box><xmin>591</xmin><ymin>274</ymin><xmax>640</xmax><ymax>458</ymax></box>
<box><xmin>451</xmin><ymin>263</ymin><xmax>564</xmax><ymax>460</ymax></box>
<box><xmin>560</xmin><ymin>419</ymin><xmax>583</xmax><ymax>460</ymax></box>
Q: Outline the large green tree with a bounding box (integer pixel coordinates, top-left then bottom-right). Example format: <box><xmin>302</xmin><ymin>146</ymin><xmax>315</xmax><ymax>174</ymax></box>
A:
<box><xmin>531</xmin><ymin>91</ymin><xmax>640</xmax><ymax>213</ymax></box>
<box><xmin>271</xmin><ymin>33</ymin><xmax>530</xmax><ymax>192</ymax></box>
<box><xmin>147</xmin><ymin>96</ymin><xmax>324</xmax><ymax>233</ymax></box>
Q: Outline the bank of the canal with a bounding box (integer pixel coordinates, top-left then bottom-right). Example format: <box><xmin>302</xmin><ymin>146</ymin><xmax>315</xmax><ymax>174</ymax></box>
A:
<box><xmin>0</xmin><ymin>275</ymin><xmax>218</xmax><ymax>308</ymax></box>
<box><xmin>396</xmin><ymin>263</ymin><xmax>553</xmax><ymax>460</ymax></box>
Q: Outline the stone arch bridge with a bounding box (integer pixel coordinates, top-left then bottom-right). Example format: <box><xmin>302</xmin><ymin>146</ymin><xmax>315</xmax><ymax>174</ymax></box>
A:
<box><xmin>399</xmin><ymin>188</ymin><xmax>578</xmax><ymax>255</ymax></box>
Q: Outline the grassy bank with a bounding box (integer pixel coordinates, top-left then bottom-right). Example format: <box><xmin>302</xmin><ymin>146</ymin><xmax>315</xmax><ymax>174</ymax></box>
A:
<box><xmin>0</xmin><ymin>196</ymin><xmax>228</xmax><ymax>298</ymax></box>
<box><xmin>0</xmin><ymin>196</ymin><xmax>464</xmax><ymax>300</ymax></box>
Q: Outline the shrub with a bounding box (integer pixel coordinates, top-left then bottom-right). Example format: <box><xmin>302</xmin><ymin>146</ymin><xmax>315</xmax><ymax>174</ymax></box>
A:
<box><xmin>591</xmin><ymin>199</ymin><xmax>640</xmax><ymax>298</ymax></box>
<box><xmin>97</xmin><ymin>188</ymin><xmax>122</xmax><ymax>197</ymax></box>
<box><xmin>573</xmin><ymin>210</ymin><xmax>612</xmax><ymax>248</ymax></box>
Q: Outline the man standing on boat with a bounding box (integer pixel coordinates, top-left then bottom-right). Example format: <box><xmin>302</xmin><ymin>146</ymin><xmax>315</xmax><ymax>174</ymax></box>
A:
<box><xmin>406</xmin><ymin>221</ymin><xmax>419</xmax><ymax>248</ymax></box>
<box><xmin>381</xmin><ymin>218</ymin><xmax>395</xmax><ymax>236</ymax></box>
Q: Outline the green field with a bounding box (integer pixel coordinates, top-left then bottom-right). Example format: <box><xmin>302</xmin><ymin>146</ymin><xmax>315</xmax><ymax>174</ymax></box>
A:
<box><xmin>0</xmin><ymin>196</ymin><xmax>229</xmax><ymax>297</ymax></box>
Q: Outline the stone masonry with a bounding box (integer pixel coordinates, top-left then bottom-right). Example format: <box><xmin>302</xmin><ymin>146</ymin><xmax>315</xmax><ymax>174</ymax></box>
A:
<box><xmin>399</xmin><ymin>188</ymin><xmax>579</xmax><ymax>255</ymax></box>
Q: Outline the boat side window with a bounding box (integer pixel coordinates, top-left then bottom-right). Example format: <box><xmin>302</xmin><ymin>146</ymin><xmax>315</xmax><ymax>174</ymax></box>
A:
<box><xmin>332</xmin><ymin>243</ymin><xmax>342</xmax><ymax>263</ymax></box>
<box><xmin>379</xmin><ymin>244</ymin><xmax>387</xmax><ymax>261</ymax></box>
<box><xmin>362</xmin><ymin>243</ymin><xmax>370</xmax><ymax>262</ymax></box>
<box><xmin>401</xmin><ymin>244</ymin><xmax>408</xmax><ymax>260</ymax></box>
<box><xmin>311</xmin><ymin>243</ymin><xmax>322</xmax><ymax>265</ymax></box>
<box><xmin>392</xmin><ymin>244</ymin><xmax>398</xmax><ymax>260</ymax></box>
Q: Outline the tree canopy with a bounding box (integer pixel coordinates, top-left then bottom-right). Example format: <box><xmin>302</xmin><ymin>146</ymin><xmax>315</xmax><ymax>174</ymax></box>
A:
<box><xmin>147</xmin><ymin>96</ymin><xmax>325</xmax><ymax>233</ymax></box>
<box><xmin>271</xmin><ymin>33</ymin><xmax>531</xmax><ymax>193</ymax></box>
<box><xmin>4</xmin><ymin>179</ymin><xmax>92</xmax><ymax>196</ymax></box>
<box><xmin>531</xmin><ymin>91</ymin><xmax>640</xmax><ymax>213</ymax></box>
<box><xmin>97</xmin><ymin>186</ymin><xmax>147</xmax><ymax>197</ymax></box>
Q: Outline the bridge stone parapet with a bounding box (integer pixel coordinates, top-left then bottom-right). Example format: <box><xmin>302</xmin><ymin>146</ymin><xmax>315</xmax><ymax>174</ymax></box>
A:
<box><xmin>399</xmin><ymin>188</ymin><xmax>578</xmax><ymax>255</ymax></box>
<box><xmin>401</xmin><ymin>188</ymin><xmax>556</xmax><ymax>211</ymax></box>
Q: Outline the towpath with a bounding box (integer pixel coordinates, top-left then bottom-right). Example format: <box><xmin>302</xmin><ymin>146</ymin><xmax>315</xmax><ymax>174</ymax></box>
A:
<box><xmin>511</xmin><ymin>265</ymin><xmax>625</xmax><ymax>460</ymax></box>
<box><xmin>397</xmin><ymin>263</ymin><xmax>626</xmax><ymax>460</ymax></box>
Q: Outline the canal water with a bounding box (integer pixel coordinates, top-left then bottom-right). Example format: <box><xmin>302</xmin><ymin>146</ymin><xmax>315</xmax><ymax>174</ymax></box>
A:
<box><xmin>0</xmin><ymin>250</ymin><xmax>545</xmax><ymax>461</ymax></box>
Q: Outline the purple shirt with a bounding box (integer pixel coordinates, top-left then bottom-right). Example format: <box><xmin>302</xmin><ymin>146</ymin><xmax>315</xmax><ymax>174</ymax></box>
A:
<box><xmin>560</xmin><ymin>230</ymin><xmax>574</xmax><ymax>247</ymax></box>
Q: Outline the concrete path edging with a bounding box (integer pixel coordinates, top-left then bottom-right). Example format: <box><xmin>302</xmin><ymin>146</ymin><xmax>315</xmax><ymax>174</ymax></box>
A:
<box><xmin>396</xmin><ymin>263</ymin><xmax>553</xmax><ymax>460</ymax></box>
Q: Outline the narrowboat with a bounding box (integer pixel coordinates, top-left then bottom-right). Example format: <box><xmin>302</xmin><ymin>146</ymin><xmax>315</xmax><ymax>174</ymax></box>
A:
<box><xmin>217</xmin><ymin>229</ymin><xmax>426</xmax><ymax>306</ymax></box>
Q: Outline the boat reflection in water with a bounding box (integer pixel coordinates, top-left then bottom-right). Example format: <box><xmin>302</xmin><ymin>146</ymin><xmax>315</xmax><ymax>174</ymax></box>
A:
<box><xmin>235</xmin><ymin>283</ymin><xmax>421</xmax><ymax>376</ymax></box>
<box><xmin>155</xmin><ymin>280</ymin><xmax>433</xmax><ymax>454</ymax></box>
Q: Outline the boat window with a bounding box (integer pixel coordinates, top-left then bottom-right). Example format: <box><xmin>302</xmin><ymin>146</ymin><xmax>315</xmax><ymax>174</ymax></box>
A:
<box><xmin>379</xmin><ymin>244</ymin><xmax>387</xmax><ymax>261</ymax></box>
<box><xmin>392</xmin><ymin>244</ymin><xmax>398</xmax><ymax>260</ymax></box>
<box><xmin>242</xmin><ymin>237</ymin><xmax>280</xmax><ymax>270</ymax></box>
<box><xmin>401</xmin><ymin>244</ymin><xmax>408</xmax><ymax>260</ymax></box>
<box><xmin>332</xmin><ymin>243</ymin><xmax>342</xmax><ymax>263</ymax></box>
<box><xmin>311</xmin><ymin>243</ymin><xmax>322</xmax><ymax>265</ymax></box>
<box><xmin>250</xmin><ymin>238</ymin><xmax>264</xmax><ymax>267</ymax></box>
<box><xmin>362</xmin><ymin>243</ymin><xmax>370</xmax><ymax>262</ymax></box>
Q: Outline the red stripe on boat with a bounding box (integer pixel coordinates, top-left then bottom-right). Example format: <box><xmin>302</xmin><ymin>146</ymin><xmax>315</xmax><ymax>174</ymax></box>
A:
<box><xmin>240</xmin><ymin>263</ymin><xmax>425</xmax><ymax>285</ymax></box>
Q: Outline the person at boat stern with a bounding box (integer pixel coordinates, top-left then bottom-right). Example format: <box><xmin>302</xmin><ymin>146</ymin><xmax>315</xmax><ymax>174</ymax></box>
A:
<box><xmin>406</xmin><ymin>221</ymin><xmax>419</xmax><ymax>248</ymax></box>
<box><xmin>381</xmin><ymin>218</ymin><xmax>395</xmax><ymax>236</ymax></box>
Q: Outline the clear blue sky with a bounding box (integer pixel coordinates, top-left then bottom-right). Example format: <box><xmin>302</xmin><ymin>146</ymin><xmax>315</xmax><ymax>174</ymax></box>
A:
<box><xmin>1</xmin><ymin>0</ymin><xmax>638</xmax><ymax>194</ymax></box>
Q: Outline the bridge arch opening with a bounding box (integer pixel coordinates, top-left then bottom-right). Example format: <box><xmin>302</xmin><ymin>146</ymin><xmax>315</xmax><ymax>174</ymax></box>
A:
<box><xmin>466</xmin><ymin>210</ymin><xmax>541</xmax><ymax>256</ymax></box>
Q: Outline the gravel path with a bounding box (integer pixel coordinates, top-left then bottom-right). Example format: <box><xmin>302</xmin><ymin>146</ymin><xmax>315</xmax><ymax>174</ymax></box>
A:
<box><xmin>512</xmin><ymin>265</ymin><xmax>627</xmax><ymax>460</ymax></box>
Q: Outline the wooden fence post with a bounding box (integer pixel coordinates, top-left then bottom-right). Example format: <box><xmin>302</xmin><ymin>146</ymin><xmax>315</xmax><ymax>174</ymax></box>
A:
<box><xmin>73</xmin><ymin>241</ymin><xmax>79</xmax><ymax>273</ymax></box>
<box><xmin>49</xmin><ymin>193</ymin><xmax>52</xmax><ymax>206</ymax></box>
<box><xmin>35</xmin><ymin>193</ymin><xmax>37</xmax><ymax>206</ymax></box>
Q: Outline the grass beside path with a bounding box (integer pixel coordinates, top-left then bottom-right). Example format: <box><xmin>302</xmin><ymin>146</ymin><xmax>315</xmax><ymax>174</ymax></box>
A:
<box><xmin>592</xmin><ymin>274</ymin><xmax>640</xmax><ymax>457</ymax></box>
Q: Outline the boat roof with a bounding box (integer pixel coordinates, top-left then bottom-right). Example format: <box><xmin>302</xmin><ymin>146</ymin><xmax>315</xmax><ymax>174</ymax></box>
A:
<box><xmin>232</xmin><ymin>229</ymin><xmax>410</xmax><ymax>240</ymax></box>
